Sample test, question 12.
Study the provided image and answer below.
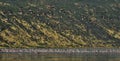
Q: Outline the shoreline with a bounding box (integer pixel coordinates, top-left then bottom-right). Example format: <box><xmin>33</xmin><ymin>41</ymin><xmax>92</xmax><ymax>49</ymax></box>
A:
<box><xmin>0</xmin><ymin>48</ymin><xmax>120</xmax><ymax>54</ymax></box>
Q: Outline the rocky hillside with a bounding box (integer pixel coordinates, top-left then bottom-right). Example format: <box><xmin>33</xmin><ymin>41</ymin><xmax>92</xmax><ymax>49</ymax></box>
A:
<box><xmin>0</xmin><ymin>0</ymin><xmax>120</xmax><ymax>48</ymax></box>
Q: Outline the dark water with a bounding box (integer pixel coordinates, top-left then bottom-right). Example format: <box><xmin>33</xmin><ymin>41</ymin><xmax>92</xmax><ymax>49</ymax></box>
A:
<box><xmin>0</xmin><ymin>53</ymin><xmax>120</xmax><ymax>61</ymax></box>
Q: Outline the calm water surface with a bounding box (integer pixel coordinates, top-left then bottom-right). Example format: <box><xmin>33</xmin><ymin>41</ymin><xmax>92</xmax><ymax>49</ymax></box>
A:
<box><xmin>0</xmin><ymin>53</ymin><xmax>120</xmax><ymax>61</ymax></box>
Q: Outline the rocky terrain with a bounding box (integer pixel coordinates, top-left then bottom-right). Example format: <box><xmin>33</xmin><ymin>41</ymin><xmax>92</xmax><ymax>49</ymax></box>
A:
<box><xmin>0</xmin><ymin>0</ymin><xmax>120</xmax><ymax>48</ymax></box>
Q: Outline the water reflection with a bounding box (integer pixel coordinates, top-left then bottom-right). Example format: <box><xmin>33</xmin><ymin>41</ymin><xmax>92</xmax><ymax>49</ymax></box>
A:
<box><xmin>0</xmin><ymin>53</ymin><xmax>120</xmax><ymax>61</ymax></box>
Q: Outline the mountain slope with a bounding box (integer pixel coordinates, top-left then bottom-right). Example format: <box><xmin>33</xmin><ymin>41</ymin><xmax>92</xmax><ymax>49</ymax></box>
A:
<box><xmin>0</xmin><ymin>0</ymin><xmax>120</xmax><ymax>48</ymax></box>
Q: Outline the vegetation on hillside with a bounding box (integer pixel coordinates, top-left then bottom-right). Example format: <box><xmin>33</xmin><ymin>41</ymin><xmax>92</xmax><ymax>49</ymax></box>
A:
<box><xmin>0</xmin><ymin>0</ymin><xmax>120</xmax><ymax>48</ymax></box>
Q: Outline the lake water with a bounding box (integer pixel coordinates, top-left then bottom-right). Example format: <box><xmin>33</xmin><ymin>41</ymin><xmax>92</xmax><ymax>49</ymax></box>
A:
<box><xmin>0</xmin><ymin>53</ymin><xmax>120</xmax><ymax>61</ymax></box>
